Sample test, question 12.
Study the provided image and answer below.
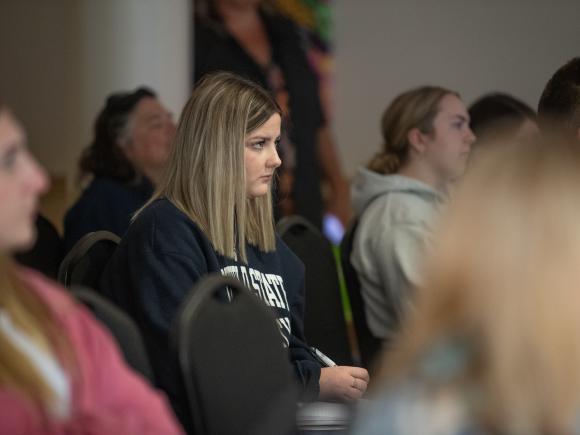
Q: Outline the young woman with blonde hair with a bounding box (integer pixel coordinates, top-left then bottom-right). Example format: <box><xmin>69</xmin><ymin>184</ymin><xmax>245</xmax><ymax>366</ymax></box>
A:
<box><xmin>350</xmin><ymin>86</ymin><xmax>475</xmax><ymax>346</ymax></box>
<box><xmin>101</xmin><ymin>71</ymin><xmax>369</xmax><ymax>429</ymax></box>
<box><xmin>353</xmin><ymin>138</ymin><xmax>580</xmax><ymax>435</ymax></box>
<box><xmin>0</xmin><ymin>102</ymin><xmax>182</xmax><ymax>433</ymax></box>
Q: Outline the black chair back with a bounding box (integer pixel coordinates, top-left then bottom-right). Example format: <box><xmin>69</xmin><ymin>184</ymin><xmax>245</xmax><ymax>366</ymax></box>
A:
<box><xmin>340</xmin><ymin>220</ymin><xmax>382</xmax><ymax>369</ymax></box>
<box><xmin>278</xmin><ymin>216</ymin><xmax>353</xmax><ymax>366</ymax></box>
<box><xmin>70</xmin><ymin>286</ymin><xmax>154</xmax><ymax>382</ymax></box>
<box><xmin>172</xmin><ymin>274</ymin><xmax>298</xmax><ymax>435</ymax></box>
<box><xmin>58</xmin><ymin>231</ymin><xmax>120</xmax><ymax>289</ymax></box>
<box><xmin>15</xmin><ymin>214</ymin><xmax>63</xmax><ymax>279</ymax></box>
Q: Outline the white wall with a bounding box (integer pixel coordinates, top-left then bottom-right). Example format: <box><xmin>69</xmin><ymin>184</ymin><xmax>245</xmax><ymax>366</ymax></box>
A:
<box><xmin>63</xmin><ymin>0</ymin><xmax>192</xmax><ymax>187</ymax></box>
<box><xmin>333</xmin><ymin>0</ymin><xmax>580</xmax><ymax>175</ymax></box>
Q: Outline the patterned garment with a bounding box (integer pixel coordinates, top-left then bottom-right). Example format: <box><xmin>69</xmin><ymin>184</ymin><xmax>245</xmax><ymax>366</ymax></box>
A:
<box><xmin>352</xmin><ymin>338</ymin><xmax>580</xmax><ymax>435</ymax></box>
<box><xmin>352</xmin><ymin>381</ymin><xmax>485</xmax><ymax>435</ymax></box>
<box><xmin>351</xmin><ymin>337</ymin><xmax>482</xmax><ymax>435</ymax></box>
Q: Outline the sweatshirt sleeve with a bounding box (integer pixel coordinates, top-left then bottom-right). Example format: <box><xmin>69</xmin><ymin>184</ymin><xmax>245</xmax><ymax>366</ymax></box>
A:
<box><xmin>126</xmin><ymin>237</ymin><xmax>208</xmax><ymax>339</ymax></box>
<box><xmin>119</xmin><ymin>210</ymin><xmax>213</xmax><ymax>428</ymax></box>
<box><xmin>286</xmin><ymin>270</ymin><xmax>322</xmax><ymax>401</ymax></box>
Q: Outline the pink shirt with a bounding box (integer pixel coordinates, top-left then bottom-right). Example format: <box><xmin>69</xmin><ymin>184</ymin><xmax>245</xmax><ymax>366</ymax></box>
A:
<box><xmin>0</xmin><ymin>268</ymin><xmax>184</xmax><ymax>435</ymax></box>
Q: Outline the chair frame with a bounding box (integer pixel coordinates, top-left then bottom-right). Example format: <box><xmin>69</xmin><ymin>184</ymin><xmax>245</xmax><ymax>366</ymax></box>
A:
<box><xmin>172</xmin><ymin>274</ymin><xmax>296</xmax><ymax>435</ymax></box>
<box><xmin>70</xmin><ymin>285</ymin><xmax>154</xmax><ymax>382</ymax></box>
<box><xmin>58</xmin><ymin>230</ymin><xmax>120</xmax><ymax>287</ymax></box>
<box><xmin>277</xmin><ymin>215</ymin><xmax>354</xmax><ymax>366</ymax></box>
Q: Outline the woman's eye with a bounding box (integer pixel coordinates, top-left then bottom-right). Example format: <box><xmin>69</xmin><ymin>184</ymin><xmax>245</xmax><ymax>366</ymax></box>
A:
<box><xmin>0</xmin><ymin>149</ymin><xmax>18</xmax><ymax>171</ymax></box>
<box><xmin>252</xmin><ymin>141</ymin><xmax>265</xmax><ymax>150</ymax></box>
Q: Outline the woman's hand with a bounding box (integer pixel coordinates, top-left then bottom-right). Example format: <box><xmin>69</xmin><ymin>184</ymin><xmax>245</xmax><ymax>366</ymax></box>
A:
<box><xmin>319</xmin><ymin>366</ymin><xmax>370</xmax><ymax>401</ymax></box>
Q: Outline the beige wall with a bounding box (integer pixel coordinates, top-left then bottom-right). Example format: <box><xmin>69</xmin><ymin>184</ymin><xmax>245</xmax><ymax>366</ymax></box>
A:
<box><xmin>333</xmin><ymin>0</ymin><xmax>580</xmax><ymax>175</ymax></box>
<box><xmin>0</xmin><ymin>0</ymin><xmax>69</xmax><ymax>175</ymax></box>
<box><xmin>0</xmin><ymin>0</ymin><xmax>192</xmax><ymax>181</ymax></box>
<box><xmin>3</xmin><ymin>1</ymin><xmax>579</xmax><ymax>182</ymax></box>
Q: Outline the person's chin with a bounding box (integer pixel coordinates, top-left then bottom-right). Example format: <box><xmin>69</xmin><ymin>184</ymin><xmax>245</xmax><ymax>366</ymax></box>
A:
<box><xmin>249</xmin><ymin>186</ymin><xmax>269</xmax><ymax>198</ymax></box>
<box><xmin>13</xmin><ymin>228</ymin><xmax>37</xmax><ymax>252</ymax></box>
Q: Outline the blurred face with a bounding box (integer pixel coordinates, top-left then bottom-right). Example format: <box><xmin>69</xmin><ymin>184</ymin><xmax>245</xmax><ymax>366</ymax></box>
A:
<box><xmin>0</xmin><ymin>111</ymin><xmax>49</xmax><ymax>252</ymax></box>
<box><xmin>244</xmin><ymin>114</ymin><xmax>282</xmax><ymax>198</ymax></box>
<box><xmin>422</xmin><ymin>94</ymin><xmax>476</xmax><ymax>182</ymax></box>
<box><xmin>124</xmin><ymin>97</ymin><xmax>176</xmax><ymax>174</ymax></box>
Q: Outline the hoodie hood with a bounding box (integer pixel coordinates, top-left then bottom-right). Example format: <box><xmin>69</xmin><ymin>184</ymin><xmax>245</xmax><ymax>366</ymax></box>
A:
<box><xmin>351</xmin><ymin>167</ymin><xmax>443</xmax><ymax>216</ymax></box>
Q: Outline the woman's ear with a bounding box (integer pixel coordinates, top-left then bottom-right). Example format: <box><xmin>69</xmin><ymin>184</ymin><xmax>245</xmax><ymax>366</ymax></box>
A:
<box><xmin>407</xmin><ymin>127</ymin><xmax>427</xmax><ymax>155</ymax></box>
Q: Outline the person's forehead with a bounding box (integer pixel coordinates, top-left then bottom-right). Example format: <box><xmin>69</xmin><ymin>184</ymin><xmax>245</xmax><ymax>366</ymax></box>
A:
<box><xmin>0</xmin><ymin>112</ymin><xmax>25</xmax><ymax>149</ymax></box>
<box><xmin>248</xmin><ymin>114</ymin><xmax>281</xmax><ymax>137</ymax></box>
<box><xmin>438</xmin><ymin>94</ymin><xmax>468</xmax><ymax>117</ymax></box>
<box><xmin>133</xmin><ymin>97</ymin><xmax>165</xmax><ymax>119</ymax></box>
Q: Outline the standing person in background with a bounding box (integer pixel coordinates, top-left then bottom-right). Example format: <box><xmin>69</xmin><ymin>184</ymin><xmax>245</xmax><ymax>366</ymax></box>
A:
<box><xmin>350</xmin><ymin>87</ymin><xmax>475</xmax><ymax>346</ymax></box>
<box><xmin>352</xmin><ymin>138</ymin><xmax>580</xmax><ymax>435</ymax></box>
<box><xmin>193</xmin><ymin>0</ymin><xmax>350</xmax><ymax>228</ymax></box>
<box><xmin>538</xmin><ymin>57</ymin><xmax>580</xmax><ymax>142</ymax></box>
<box><xmin>63</xmin><ymin>87</ymin><xmax>175</xmax><ymax>252</ymax></box>
<box><xmin>0</xmin><ymin>101</ymin><xmax>182</xmax><ymax>434</ymax></box>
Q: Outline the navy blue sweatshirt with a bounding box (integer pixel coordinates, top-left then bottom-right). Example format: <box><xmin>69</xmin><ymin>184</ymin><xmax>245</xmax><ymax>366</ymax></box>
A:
<box><xmin>63</xmin><ymin>176</ymin><xmax>153</xmax><ymax>252</ymax></box>
<box><xmin>100</xmin><ymin>198</ymin><xmax>321</xmax><ymax>428</ymax></box>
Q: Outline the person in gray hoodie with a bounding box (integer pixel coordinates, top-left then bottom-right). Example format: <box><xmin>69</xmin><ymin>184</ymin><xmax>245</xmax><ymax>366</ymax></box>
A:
<box><xmin>351</xmin><ymin>86</ymin><xmax>475</xmax><ymax>343</ymax></box>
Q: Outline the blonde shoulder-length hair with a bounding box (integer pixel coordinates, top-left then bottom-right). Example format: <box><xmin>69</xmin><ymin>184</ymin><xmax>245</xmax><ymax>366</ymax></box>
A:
<box><xmin>139</xmin><ymin>71</ymin><xmax>281</xmax><ymax>263</ymax></box>
<box><xmin>382</xmin><ymin>137</ymin><xmax>580</xmax><ymax>435</ymax></box>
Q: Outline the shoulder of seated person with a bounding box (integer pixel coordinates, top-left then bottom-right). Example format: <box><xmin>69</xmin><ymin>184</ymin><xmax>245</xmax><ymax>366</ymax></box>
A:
<box><xmin>88</xmin><ymin>176</ymin><xmax>129</xmax><ymax>191</ymax></box>
<box><xmin>82</xmin><ymin>176</ymin><xmax>144</xmax><ymax>201</ymax></box>
<box><xmin>132</xmin><ymin>199</ymin><xmax>189</xmax><ymax>228</ymax></box>
<box><xmin>131</xmin><ymin>199</ymin><xmax>208</xmax><ymax>246</ymax></box>
<box><xmin>367</xmin><ymin>192</ymin><xmax>439</xmax><ymax>226</ymax></box>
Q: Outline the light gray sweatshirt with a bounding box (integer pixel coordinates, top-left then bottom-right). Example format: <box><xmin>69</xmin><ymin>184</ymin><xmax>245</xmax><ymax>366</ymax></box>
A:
<box><xmin>350</xmin><ymin>168</ymin><xmax>444</xmax><ymax>341</ymax></box>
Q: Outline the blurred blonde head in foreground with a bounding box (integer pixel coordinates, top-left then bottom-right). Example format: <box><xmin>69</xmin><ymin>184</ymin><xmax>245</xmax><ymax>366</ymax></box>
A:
<box><xmin>378</xmin><ymin>136</ymin><xmax>580</xmax><ymax>435</ymax></box>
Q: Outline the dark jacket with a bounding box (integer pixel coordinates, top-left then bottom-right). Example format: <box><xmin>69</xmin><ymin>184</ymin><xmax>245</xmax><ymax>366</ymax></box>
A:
<box><xmin>100</xmin><ymin>198</ymin><xmax>321</xmax><ymax>429</ymax></box>
<box><xmin>63</xmin><ymin>176</ymin><xmax>153</xmax><ymax>252</ymax></box>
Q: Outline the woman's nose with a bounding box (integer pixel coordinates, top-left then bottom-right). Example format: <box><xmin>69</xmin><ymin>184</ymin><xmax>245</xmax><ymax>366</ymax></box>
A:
<box><xmin>25</xmin><ymin>152</ymin><xmax>50</xmax><ymax>195</ymax></box>
<box><xmin>466</xmin><ymin>127</ymin><xmax>476</xmax><ymax>145</ymax></box>
<box><xmin>268</xmin><ymin>147</ymin><xmax>282</xmax><ymax>169</ymax></box>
